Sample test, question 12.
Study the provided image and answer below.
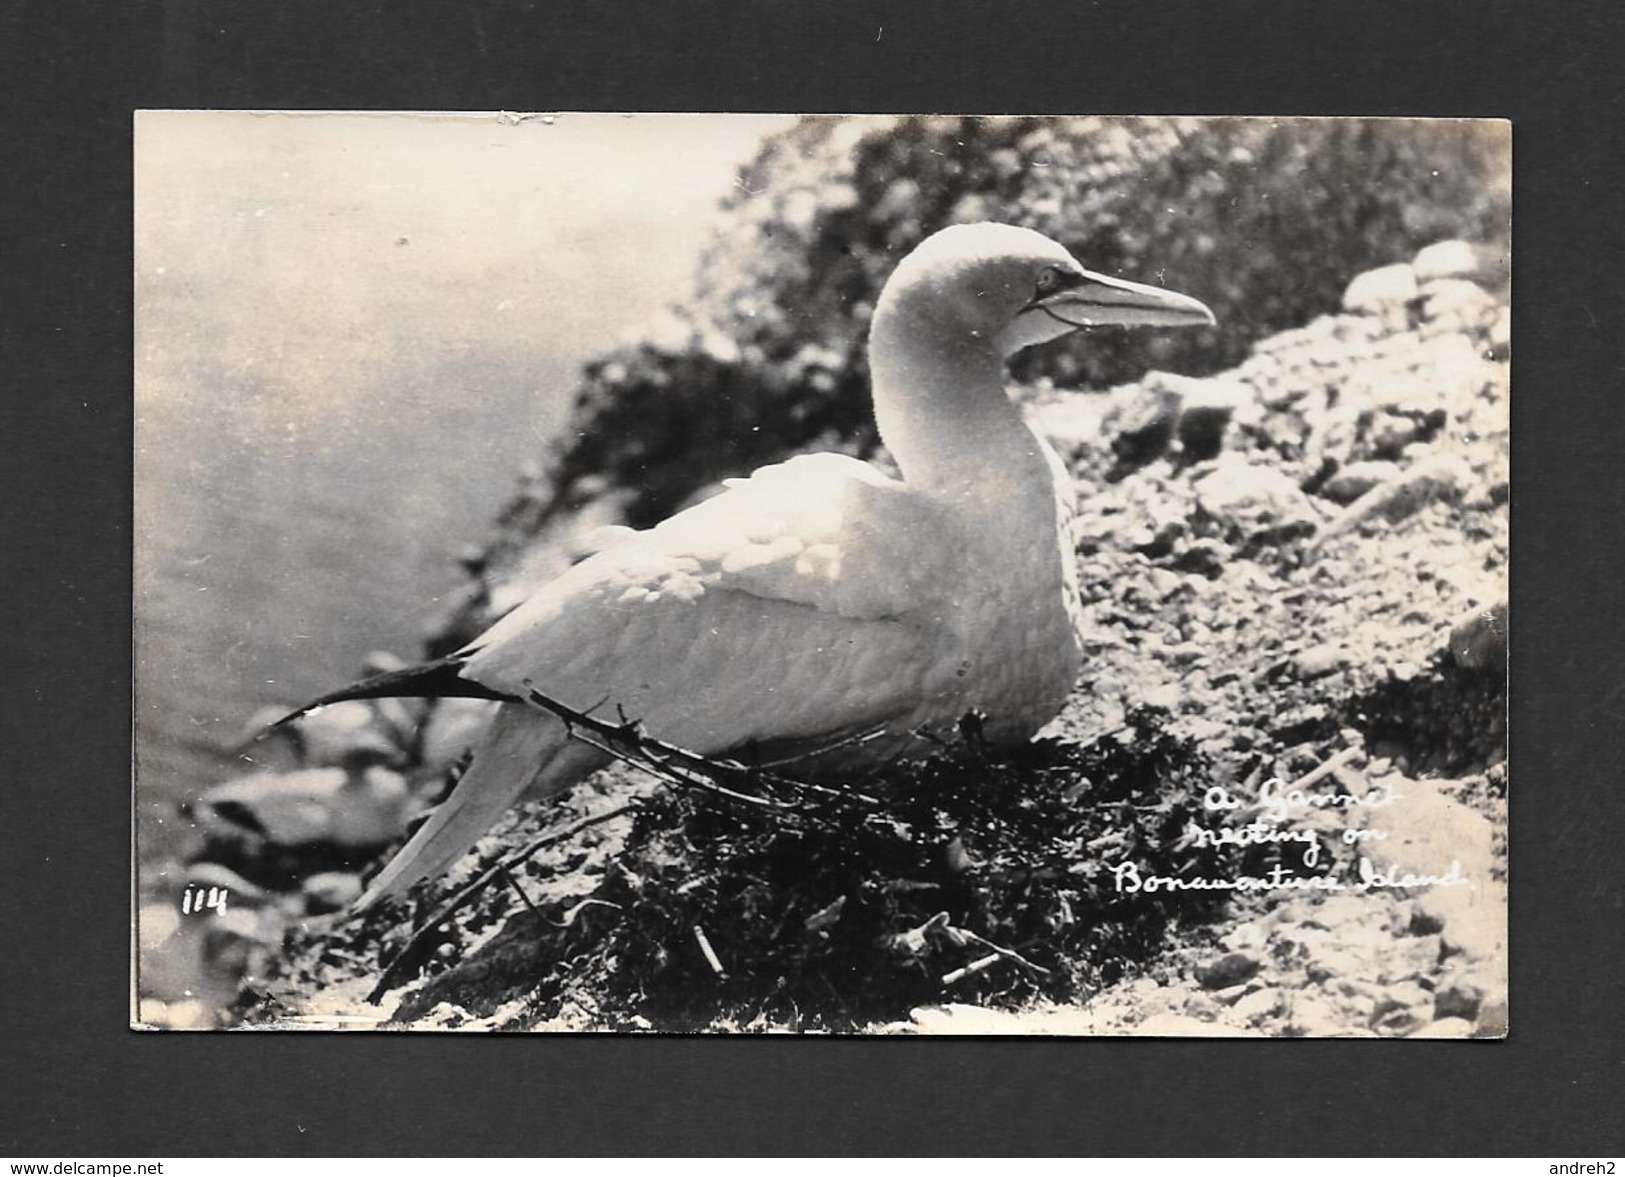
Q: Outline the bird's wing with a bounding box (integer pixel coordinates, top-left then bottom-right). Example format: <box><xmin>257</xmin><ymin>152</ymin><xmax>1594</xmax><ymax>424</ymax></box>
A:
<box><xmin>459</xmin><ymin>453</ymin><xmax>968</xmax><ymax>755</ymax></box>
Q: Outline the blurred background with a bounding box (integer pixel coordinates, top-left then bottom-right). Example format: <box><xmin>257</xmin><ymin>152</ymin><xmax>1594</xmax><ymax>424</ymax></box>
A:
<box><xmin>135</xmin><ymin>111</ymin><xmax>793</xmax><ymax>866</ymax></box>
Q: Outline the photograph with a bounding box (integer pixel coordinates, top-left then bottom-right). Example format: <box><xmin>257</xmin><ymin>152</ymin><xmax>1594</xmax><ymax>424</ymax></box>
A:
<box><xmin>133</xmin><ymin>111</ymin><xmax>1510</xmax><ymax>1035</ymax></box>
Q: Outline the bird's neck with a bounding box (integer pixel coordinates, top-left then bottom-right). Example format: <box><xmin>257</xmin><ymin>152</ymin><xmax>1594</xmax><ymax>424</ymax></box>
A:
<box><xmin>868</xmin><ymin>303</ymin><xmax>1046</xmax><ymax>507</ymax></box>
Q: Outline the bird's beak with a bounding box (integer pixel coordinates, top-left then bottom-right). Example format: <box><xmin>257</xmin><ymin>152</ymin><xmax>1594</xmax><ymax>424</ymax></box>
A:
<box><xmin>1035</xmin><ymin>269</ymin><xmax>1216</xmax><ymax>330</ymax></box>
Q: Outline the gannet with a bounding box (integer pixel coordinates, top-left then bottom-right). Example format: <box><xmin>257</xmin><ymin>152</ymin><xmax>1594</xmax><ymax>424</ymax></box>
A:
<box><xmin>283</xmin><ymin>222</ymin><xmax>1215</xmax><ymax>910</ymax></box>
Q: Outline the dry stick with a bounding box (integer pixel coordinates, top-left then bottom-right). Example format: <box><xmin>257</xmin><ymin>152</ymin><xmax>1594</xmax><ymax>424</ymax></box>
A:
<box><xmin>693</xmin><ymin>925</ymin><xmax>727</xmax><ymax>979</ymax></box>
<box><xmin>501</xmin><ymin>866</ymin><xmax>541</xmax><ymax>915</ymax></box>
<box><xmin>950</xmin><ymin>926</ymin><xmax>1051</xmax><ymax>977</ymax></box>
<box><xmin>942</xmin><ymin>953</ymin><xmax>1004</xmax><ymax>986</ymax></box>
<box><xmin>1286</xmin><ymin>744</ymin><xmax>1363</xmax><ymax>793</ymax></box>
<box><xmin>365</xmin><ymin>801</ymin><xmax>639</xmax><ymax>1004</ymax></box>
<box><xmin>521</xmin><ymin>681</ymin><xmax>886</xmax><ymax>810</ymax></box>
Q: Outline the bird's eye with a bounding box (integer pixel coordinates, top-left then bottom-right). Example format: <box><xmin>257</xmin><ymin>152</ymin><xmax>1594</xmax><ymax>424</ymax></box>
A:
<box><xmin>1035</xmin><ymin>267</ymin><xmax>1064</xmax><ymax>296</ymax></box>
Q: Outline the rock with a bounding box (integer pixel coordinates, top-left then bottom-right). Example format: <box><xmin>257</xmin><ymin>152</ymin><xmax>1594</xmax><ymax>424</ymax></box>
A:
<box><xmin>1304</xmin><ymin>946</ymin><xmax>1374</xmax><ymax>986</ymax></box>
<box><xmin>1420</xmin><ymin>277</ymin><xmax>1497</xmax><ymax>323</ymax></box>
<box><xmin>1232</xmin><ymin>987</ymin><xmax>1284</xmax><ymax>1024</ymax></box>
<box><xmin>1303</xmin><ymin>894</ymin><xmax>1384</xmax><ymax>931</ymax></box>
<box><xmin>1220</xmin><ymin>921</ymin><xmax>1270</xmax><ymax>954</ymax></box>
<box><xmin>1272</xmin><ymin>702</ymin><xmax>1330</xmax><ymax>743</ymax></box>
<box><xmin>1315</xmin><ymin>453</ymin><xmax>1473</xmax><ymax>545</ymax></box>
<box><xmin>1135</xmin><ymin>682</ymin><xmax>1184</xmax><ymax>712</ymax></box>
<box><xmin>1194</xmin><ymin>459</ymin><xmax>1319</xmax><ymax>536</ymax></box>
<box><xmin>1195</xmin><ymin>951</ymin><xmax>1261</xmax><ymax>990</ymax></box>
<box><xmin>190</xmin><ymin>765</ymin><xmax>418</xmax><ymax>851</ymax></box>
<box><xmin>1448</xmin><ymin>600</ymin><xmax>1508</xmax><ymax>672</ymax></box>
<box><xmin>1413</xmin><ymin>240</ymin><xmax>1482</xmax><ymax>283</ymax></box>
<box><xmin>1182</xmin><ymin>992</ymin><xmax>1223</xmax><ymax>1020</ymax></box>
<box><xmin>1107</xmin><ymin>381</ymin><xmax>1182</xmax><ymax>470</ymax></box>
<box><xmin>1433</xmin><ymin>970</ymin><xmax>1487</xmax><ymax>1021</ymax></box>
<box><xmin>1364</xmin><ymin>775</ymin><xmax>1497</xmax><ymax>889</ymax></box>
<box><xmin>1408</xmin><ymin>1017</ymin><xmax>1475</xmax><ymax>1039</ymax></box>
<box><xmin>1027</xmin><ymin>395</ymin><xmax>1106</xmax><ymax>458</ymax></box>
<box><xmin>1414</xmin><ymin>880</ymin><xmax>1508</xmax><ymax>963</ymax></box>
<box><xmin>1283</xmin><ymin>993</ymin><xmax>1343</xmax><ymax>1035</ymax></box>
<box><xmin>1488</xmin><ymin>307</ymin><xmax>1511</xmax><ymax>358</ymax></box>
<box><xmin>266</xmin><ymin>700</ymin><xmax>407</xmax><ymax>768</ymax></box>
<box><xmin>1292</xmin><ymin>643</ymin><xmax>1350</xmax><ymax>681</ymax></box>
<box><xmin>302</xmin><ymin>871</ymin><xmax>365</xmax><ymax>914</ymax></box>
<box><xmin>1371</xmin><ymin>981</ymin><xmax>1433</xmax><ymax>1035</ymax></box>
<box><xmin>1320</xmin><ymin>461</ymin><xmax>1399</xmax><ymax>505</ymax></box>
<box><xmin>1172</xmin><ymin>539</ymin><xmax>1227</xmax><ymax>578</ymax></box>
<box><xmin>1343</xmin><ymin>263</ymin><xmax>1419</xmax><ymax>314</ymax></box>
<box><xmin>1136</xmin><ymin>372</ymin><xmax>1258</xmax><ymax>461</ymax></box>
<box><xmin>1367</xmin><ymin>412</ymin><xmax>1422</xmax><ymax>458</ymax></box>
<box><xmin>1408</xmin><ymin>901</ymin><xmax>1446</xmax><ymax>936</ymax></box>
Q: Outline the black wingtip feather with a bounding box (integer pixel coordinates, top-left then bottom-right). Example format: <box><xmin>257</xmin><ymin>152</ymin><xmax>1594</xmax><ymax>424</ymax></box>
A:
<box><xmin>270</xmin><ymin>656</ymin><xmax>515</xmax><ymax>730</ymax></box>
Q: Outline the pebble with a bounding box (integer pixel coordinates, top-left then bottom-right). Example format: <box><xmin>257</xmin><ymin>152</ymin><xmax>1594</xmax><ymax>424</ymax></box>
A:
<box><xmin>1283</xmin><ymin>993</ymin><xmax>1342</xmax><ymax>1036</ymax></box>
<box><xmin>1220</xmin><ymin>922</ymin><xmax>1270</xmax><ymax>954</ymax></box>
<box><xmin>302</xmin><ymin>871</ymin><xmax>365</xmax><ymax>914</ymax></box>
<box><xmin>1370</xmin><ymin>981</ymin><xmax>1433</xmax><ymax>1035</ymax></box>
<box><xmin>1193</xmin><ymin>459</ymin><xmax>1319</xmax><ymax>535</ymax></box>
<box><xmin>1135</xmin><ymin>682</ymin><xmax>1185</xmax><ymax>712</ymax></box>
<box><xmin>1343</xmin><ymin>264</ymin><xmax>1419</xmax><ymax>314</ymax></box>
<box><xmin>1447</xmin><ymin>600</ymin><xmax>1508</xmax><ymax>672</ymax></box>
<box><xmin>1303</xmin><ymin>894</ymin><xmax>1384</xmax><ymax>931</ymax></box>
<box><xmin>1488</xmin><ymin>307</ymin><xmax>1511</xmax><ymax>357</ymax></box>
<box><xmin>1291</xmin><ymin>643</ymin><xmax>1350</xmax><ymax>681</ymax></box>
<box><xmin>1144</xmin><ymin>373</ymin><xmax>1258</xmax><ymax>460</ymax></box>
<box><xmin>1413</xmin><ymin>240</ymin><xmax>1482</xmax><ymax>283</ymax></box>
<box><xmin>1107</xmin><ymin>382</ymin><xmax>1183</xmax><ymax>468</ymax></box>
<box><xmin>1420</xmin><ymin>277</ymin><xmax>1496</xmax><ymax>322</ymax></box>
<box><xmin>1367</xmin><ymin>412</ymin><xmax>1422</xmax><ymax>457</ymax></box>
<box><xmin>1432</xmin><ymin>970</ymin><xmax>1487</xmax><ymax>1021</ymax></box>
<box><xmin>190</xmin><ymin>765</ymin><xmax>417</xmax><ymax>851</ymax></box>
<box><xmin>1320</xmin><ymin>461</ymin><xmax>1399</xmax><ymax>505</ymax></box>
<box><xmin>1195</xmin><ymin>951</ymin><xmax>1261</xmax><ymax>990</ymax></box>
<box><xmin>1232</xmin><ymin>987</ymin><xmax>1284</xmax><ymax>1023</ymax></box>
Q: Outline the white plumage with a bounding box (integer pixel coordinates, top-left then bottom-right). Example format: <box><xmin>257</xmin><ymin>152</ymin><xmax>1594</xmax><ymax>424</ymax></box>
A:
<box><xmin>288</xmin><ymin>222</ymin><xmax>1214</xmax><ymax>909</ymax></box>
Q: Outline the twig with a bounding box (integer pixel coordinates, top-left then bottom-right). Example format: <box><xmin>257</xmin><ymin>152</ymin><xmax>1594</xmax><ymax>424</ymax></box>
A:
<box><xmin>365</xmin><ymin>801</ymin><xmax>639</xmax><ymax>1004</ymax></box>
<box><xmin>501</xmin><ymin>865</ymin><xmax>540</xmax><ymax>914</ymax></box>
<box><xmin>521</xmin><ymin>681</ymin><xmax>886</xmax><ymax>811</ymax></box>
<box><xmin>693</xmin><ymin>925</ymin><xmax>727</xmax><ymax>978</ymax></box>
<box><xmin>1287</xmin><ymin>745</ymin><xmax>1363</xmax><ymax>793</ymax></box>
<box><xmin>942</xmin><ymin>953</ymin><xmax>1003</xmax><ymax>986</ymax></box>
<box><xmin>948</xmin><ymin>926</ymin><xmax>1051</xmax><ymax>977</ymax></box>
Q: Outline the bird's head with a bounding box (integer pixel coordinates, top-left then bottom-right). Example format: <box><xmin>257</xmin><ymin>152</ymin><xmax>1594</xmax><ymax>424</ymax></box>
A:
<box><xmin>876</xmin><ymin>222</ymin><xmax>1215</xmax><ymax>357</ymax></box>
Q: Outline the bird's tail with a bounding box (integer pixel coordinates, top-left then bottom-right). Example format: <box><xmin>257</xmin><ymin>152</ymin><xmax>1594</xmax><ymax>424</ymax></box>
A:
<box><xmin>351</xmin><ymin>705</ymin><xmax>608</xmax><ymax>911</ymax></box>
<box><xmin>272</xmin><ymin>655</ymin><xmax>513</xmax><ymax>730</ymax></box>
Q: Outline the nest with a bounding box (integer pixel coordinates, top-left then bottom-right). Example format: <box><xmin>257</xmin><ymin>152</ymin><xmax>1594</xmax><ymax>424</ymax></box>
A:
<box><xmin>347</xmin><ymin>707</ymin><xmax>1269</xmax><ymax>1032</ymax></box>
